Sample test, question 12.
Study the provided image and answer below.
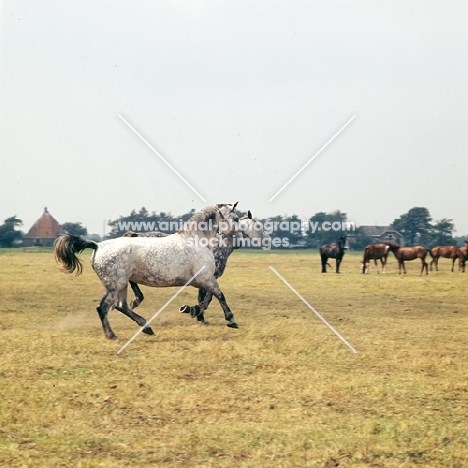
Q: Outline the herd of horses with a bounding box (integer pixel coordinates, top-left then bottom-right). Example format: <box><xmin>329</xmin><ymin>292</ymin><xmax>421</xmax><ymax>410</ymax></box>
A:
<box><xmin>54</xmin><ymin>204</ymin><xmax>467</xmax><ymax>339</ymax></box>
<box><xmin>320</xmin><ymin>237</ymin><xmax>468</xmax><ymax>275</ymax></box>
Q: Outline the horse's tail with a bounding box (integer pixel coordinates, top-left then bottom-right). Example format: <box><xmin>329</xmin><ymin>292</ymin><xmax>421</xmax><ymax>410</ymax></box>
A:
<box><xmin>54</xmin><ymin>234</ymin><xmax>98</xmax><ymax>276</ymax></box>
<box><xmin>426</xmin><ymin>247</ymin><xmax>436</xmax><ymax>260</ymax></box>
<box><xmin>361</xmin><ymin>247</ymin><xmax>369</xmax><ymax>273</ymax></box>
<box><xmin>362</xmin><ymin>247</ymin><xmax>369</xmax><ymax>263</ymax></box>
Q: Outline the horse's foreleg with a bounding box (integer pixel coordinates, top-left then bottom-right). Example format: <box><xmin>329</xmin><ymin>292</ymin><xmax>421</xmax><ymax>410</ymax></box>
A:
<box><xmin>213</xmin><ymin>290</ymin><xmax>237</xmax><ymax>328</ymax></box>
<box><xmin>195</xmin><ymin>288</ymin><xmax>213</xmax><ymax>324</ymax></box>
<box><xmin>399</xmin><ymin>261</ymin><xmax>405</xmax><ymax>274</ymax></box>
<box><xmin>335</xmin><ymin>258</ymin><xmax>341</xmax><ymax>273</ymax></box>
<box><xmin>129</xmin><ymin>281</ymin><xmax>144</xmax><ymax>309</ymax></box>
<box><xmin>203</xmin><ymin>281</ymin><xmax>237</xmax><ymax>328</ymax></box>
<box><xmin>97</xmin><ymin>290</ymin><xmax>119</xmax><ymax>340</ymax></box>
<box><xmin>179</xmin><ymin>288</ymin><xmax>203</xmax><ymax>319</ymax></box>
<box><xmin>179</xmin><ymin>288</ymin><xmax>213</xmax><ymax>325</ymax></box>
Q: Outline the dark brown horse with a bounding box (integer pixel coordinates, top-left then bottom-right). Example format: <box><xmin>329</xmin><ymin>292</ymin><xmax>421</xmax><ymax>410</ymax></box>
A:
<box><xmin>386</xmin><ymin>243</ymin><xmax>434</xmax><ymax>275</ymax></box>
<box><xmin>320</xmin><ymin>237</ymin><xmax>346</xmax><ymax>273</ymax></box>
<box><xmin>361</xmin><ymin>243</ymin><xmax>390</xmax><ymax>274</ymax></box>
<box><xmin>429</xmin><ymin>246</ymin><xmax>465</xmax><ymax>272</ymax></box>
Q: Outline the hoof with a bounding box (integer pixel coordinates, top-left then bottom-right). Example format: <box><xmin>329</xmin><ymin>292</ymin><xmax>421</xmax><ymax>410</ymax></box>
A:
<box><xmin>142</xmin><ymin>326</ymin><xmax>154</xmax><ymax>335</ymax></box>
<box><xmin>199</xmin><ymin>320</ymin><xmax>210</xmax><ymax>326</ymax></box>
<box><xmin>108</xmin><ymin>335</ymin><xmax>118</xmax><ymax>340</ymax></box>
<box><xmin>179</xmin><ymin>305</ymin><xmax>190</xmax><ymax>314</ymax></box>
<box><xmin>226</xmin><ymin>320</ymin><xmax>238</xmax><ymax>329</ymax></box>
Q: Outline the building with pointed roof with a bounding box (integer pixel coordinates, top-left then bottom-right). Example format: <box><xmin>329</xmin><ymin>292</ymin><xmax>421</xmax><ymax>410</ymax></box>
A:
<box><xmin>360</xmin><ymin>225</ymin><xmax>403</xmax><ymax>244</ymax></box>
<box><xmin>23</xmin><ymin>208</ymin><xmax>64</xmax><ymax>247</ymax></box>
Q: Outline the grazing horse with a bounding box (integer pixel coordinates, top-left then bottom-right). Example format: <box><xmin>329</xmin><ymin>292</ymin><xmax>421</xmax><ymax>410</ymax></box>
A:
<box><xmin>386</xmin><ymin>243</ymin><xmax>434</xmax><ymax>276</ymax></box>
<box><xmin>126</xmin><ymin>210</ymin><xmax>270</xmax><ymax>325</ymax></box>
<box><xmin>360</xmin><ymin>243</ymin><xmax>390</xmax><ymax>274</ymax></box>
<box><xmin>54</xmin><ymin>204</ymin><xmax>240</xmax><ymax>339</ymax></box>
<box><xmin>429</xmin><ymin>246</ymin><xmax>465</xmax><ymax>272</ymax></box>
<box><xmin>320</xmin><ymin>237</ymin><xmax>346</xmax><ymax>273</ymax></box>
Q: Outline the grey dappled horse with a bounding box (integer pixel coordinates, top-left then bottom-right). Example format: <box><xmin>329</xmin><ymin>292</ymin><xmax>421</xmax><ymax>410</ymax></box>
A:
<box><xmin>126</xmin><ymin>211</ymin><xmax>271</xmax><ymax>325</ymax></box>
<box><xmin>54</xmin><ymin>204</ymin><xmax>240</xmax><ymax>339</ymax></box>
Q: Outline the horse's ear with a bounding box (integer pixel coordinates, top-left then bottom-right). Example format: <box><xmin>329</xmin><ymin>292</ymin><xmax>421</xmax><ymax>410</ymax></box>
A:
<box><xmin>248</xmin><ymin>210</ymin><xmax>252</xmax><ymax>219</ymax></box>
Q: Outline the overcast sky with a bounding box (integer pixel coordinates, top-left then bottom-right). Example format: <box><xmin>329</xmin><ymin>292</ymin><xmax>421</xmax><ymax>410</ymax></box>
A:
<box><xmin>1</xmin><ymin>1</ymin><xmax>467</xmax><ymax>237</ymax></box>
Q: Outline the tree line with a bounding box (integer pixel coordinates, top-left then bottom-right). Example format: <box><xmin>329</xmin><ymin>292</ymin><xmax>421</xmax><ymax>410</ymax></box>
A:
<box><xmin>0</xmin><ymin>206</ymin><xmax>464</xmax><ymax>249</ymax></box>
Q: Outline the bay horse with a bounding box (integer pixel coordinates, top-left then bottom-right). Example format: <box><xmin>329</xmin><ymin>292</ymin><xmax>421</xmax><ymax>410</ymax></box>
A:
<box><xmin>320</xmin><ymin>237</ymin><xmax>346</xmax><ymax>273</ymax></box>
<box><xmin>125</xmin><ymin>210</ymin><xmax>270</xmax><ymax>325</ymax></box>
<box><xmin>54</xmin><ymin>204</ymin><xmax>241</xmax><ymax>339</ymax></box>
<box><xmin>360</xmin><ymin>243</ymin><xmax>390</xmax><ymax>274</ymax></box>
<box><xmin>458</xmin><ymin>242</ymin><xmax>468</xmax><ymax>272</ymax></box>
<box><xmin>386</xmin><ymin>242</ymin><xmax>434</xmax><ymax>276</ymax></box>
<box><xmin>429</xmin><ymin>246</ymin><xmax>465</xmax><ymax>272</ymax></box>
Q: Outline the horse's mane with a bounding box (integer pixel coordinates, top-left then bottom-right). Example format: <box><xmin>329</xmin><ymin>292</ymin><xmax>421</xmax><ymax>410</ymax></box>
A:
<box><xmin>178</xmin><ymin>205</ymin><xmax>221</xmax><ymax>237</ymax></box>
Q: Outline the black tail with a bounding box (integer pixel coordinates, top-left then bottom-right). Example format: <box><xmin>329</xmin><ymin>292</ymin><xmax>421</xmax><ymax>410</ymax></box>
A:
<box><xmin>426</xmin><ymin>248</ymin><xmax>435</xmax><ymax>260</ymax></box>
<box><xmin>54</xmin><ymin>234</ymin><xmax>98</xmax><ymax>276</ymax></box>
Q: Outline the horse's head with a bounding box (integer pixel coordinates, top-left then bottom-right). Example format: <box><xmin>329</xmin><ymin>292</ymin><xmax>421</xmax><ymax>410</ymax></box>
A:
<box><xmin>216</xmin><ymin>202</ymin><xmax>241</xmax><ymax>237</ymax></box>
<box><xmin>237</xmin><ymin>211</ymin><xmax>271</xmax><ymax>249</ymax></box>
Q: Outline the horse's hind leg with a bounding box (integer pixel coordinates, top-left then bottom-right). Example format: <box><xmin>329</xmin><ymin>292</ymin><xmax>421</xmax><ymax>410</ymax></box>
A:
<box><xmin>115</xmin><ymin>289</ymin><xmax>154</xmax><ymax>335</ymax></box>
<box><xmin>97</xmin><ymin>290</ymin><xmax>119</xmax><ymax>340</ymax></box>
<box><xmin>129</xmin><ymin>281</ymin><xmax>145</xmax><ymax>309</ymax></box>
<box><xmin>320</xmin><ymin>255</ymin><xmax>328</xmax><ymax>273</ymax></box>
<box><xmin>420</xmin><ymin>259</ymin><xmax>428</xmax><ymax>276</ymax></box>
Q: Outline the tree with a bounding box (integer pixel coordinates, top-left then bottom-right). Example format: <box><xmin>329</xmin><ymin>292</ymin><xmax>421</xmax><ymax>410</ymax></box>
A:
<box><xmin>0</xmin><ymin>216</ymin><xmax>23</xmax><ymax>247</ymax></box>
<box><xmin>350</xmin><ymin>227</ymin><xmax>375</xmax><ymax>250</ymax></box>
<box><xmin>429</xmin><ymin>218</ymin><xmax>455</xmax><ymax>247</ymax></box>
<box><xmin>62</xmin><ymin>222</ymin><xmax>87</xmax><ymax>236</ymax></box>
<box><xmin>391</xmin><ymin>207</ymin><xmax>432</xmax><ymax>245</ymax></box>
<box><xmin>306</xmin><ymin>210</ymin><xmax>349</xmax><ymax>247</ymax></box>
<box><xmin>106</xmin><ymin>207</ymin><xmax>196</xmax><ymax>239</ymax></box>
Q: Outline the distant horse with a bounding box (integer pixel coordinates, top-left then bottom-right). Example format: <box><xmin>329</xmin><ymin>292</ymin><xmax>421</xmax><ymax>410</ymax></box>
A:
<box><xmin>386</xmin><ymin>243</ymin><xmax>434</xmax><ymax>276</ymax></box>
<box><xmin>320</xmin><ymin>237</ymin><xmax>346</xmax><ymax>273</ymax></box>
<box><xmin>458</xmin><ymin>241</ymin><xmax>468</xmax><ymax>272</ymax></box>
<box><xmin>429</xmin><ymin>246</ymin><xmax>464</xmax><ymax>272</ymax></box>
<box><xmin>54</xmin><ymin>204</ymin><xmax>240</xmax><ymax>339</ymax></box>
<box><xmin>360</xmin><ymin>243</ymin><xmax>390</xmax><ymax>274</ymax></box>
<box><xmin>126</xmin><ymin>210</ymin><xmax>270</xmax><ymax>325</ymax></box>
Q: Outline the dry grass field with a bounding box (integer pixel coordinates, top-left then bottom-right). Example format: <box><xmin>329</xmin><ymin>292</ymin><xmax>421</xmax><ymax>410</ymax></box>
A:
<box><xmin>0</xmin><ymin>247</ymin><xmax>467</xmax><ymax>467</ymax></box>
